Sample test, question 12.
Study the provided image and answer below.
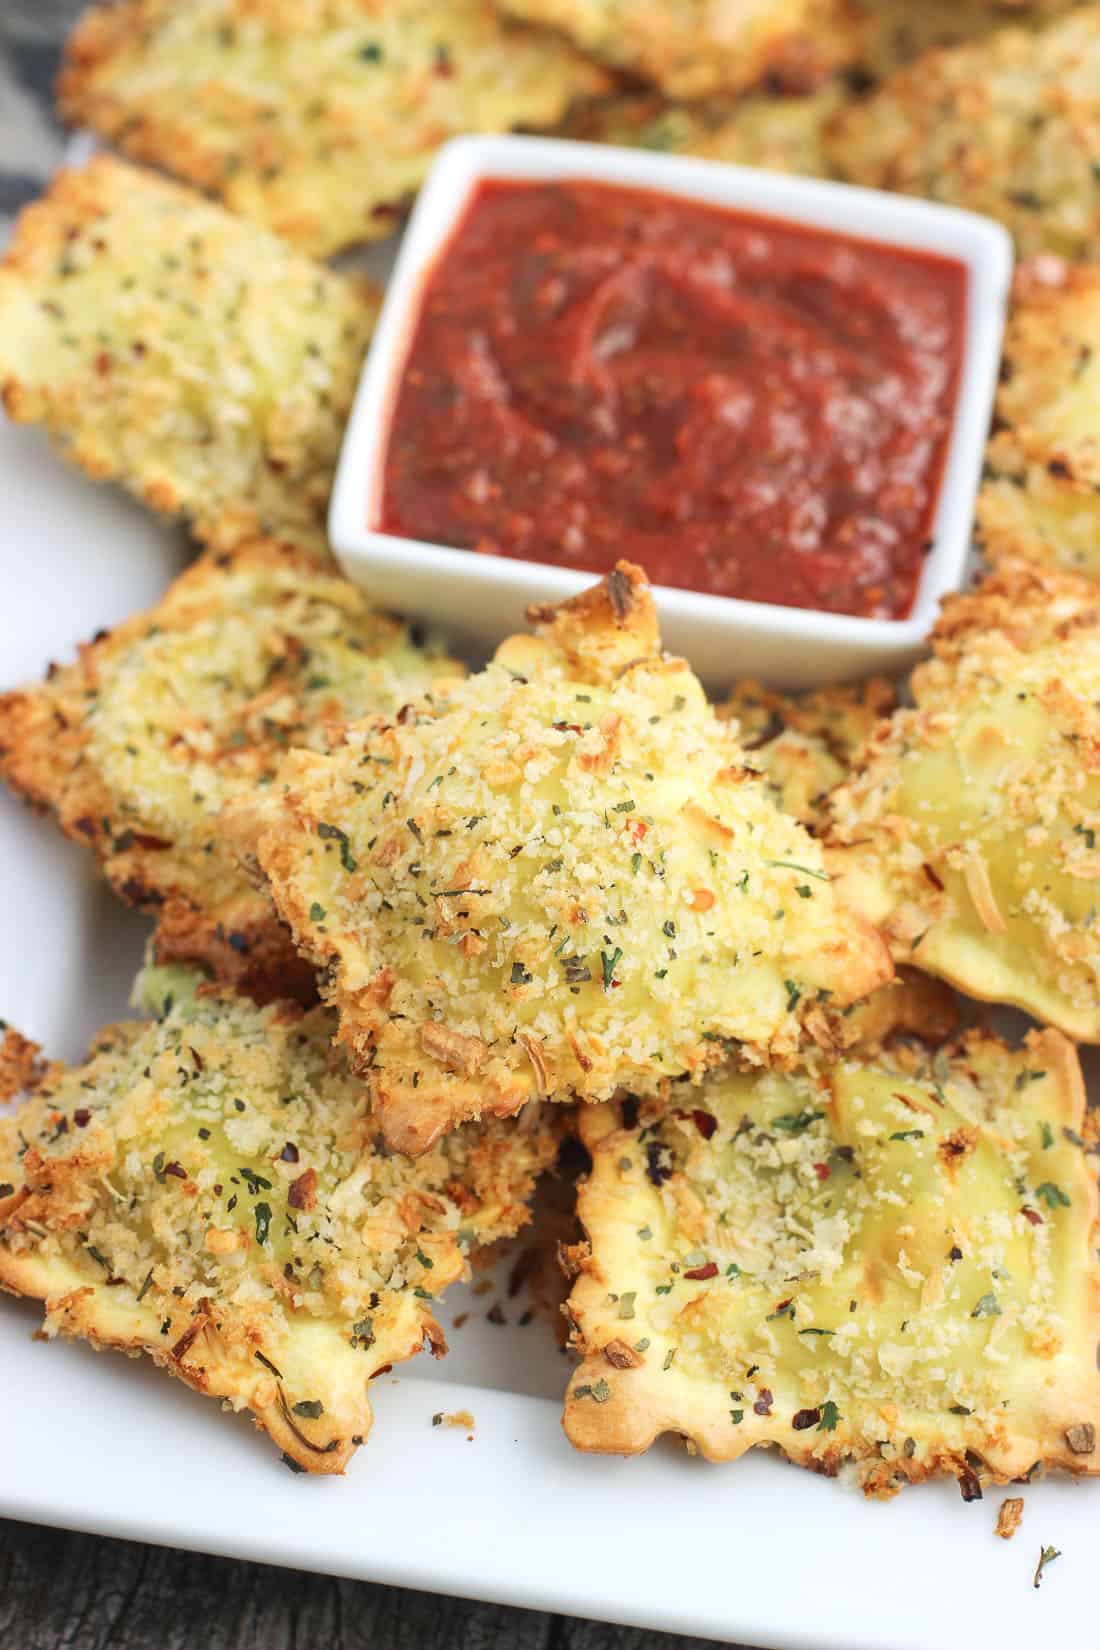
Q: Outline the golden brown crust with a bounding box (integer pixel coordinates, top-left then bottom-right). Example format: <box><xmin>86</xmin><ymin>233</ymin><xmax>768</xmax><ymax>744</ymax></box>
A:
<box><xmin>564</xmin><ymin>1028</ymin><xmax>1100</xmax><ymax>1495</ymax></box>
<box><xmin>827</xmin><ymin>559</ymin><xmax>1100</xmax><ymax>1038</ymax></box>
<box><xmin>0</xmin><ymin>156</ymin><xmax>376</xmax><ymax>556</ymax></box>
<box><xmin>58</xmin><ymin>0</ymin><xmax>608</xmax><ymax>258</ymax></box>
<box><xmin>558</xmin><ymin>82</ymin><xmax>851</xmax><ymax>179</ymax></box>
<box><xmin>0</xmin><ymin>539</ymin><xmax>462</xmax><ymax>1003</ymax></box>
<box><xmin>235</xmin><ymin>564</ymin><xmax>891</xmax><ymax>1152</ymax></box>
<box><xmin>978</xmin><ymin>257</ymin><xmax>1100</xmax><ymax>578</ymax></box>
<box><xmin>0</xmin><ymin>1028</ymin><xmax>52</xmax><ymax>1103</ymax></box>
<box><xmin>717</xmin><ymin>676</ymin><xmax>896</xmax><ymax>830</ymax></box>
<box><xmin>825</xmin><ymin>7</ymin><xmax>1100</xmax><ymax>259</ymax></box>
<box><xmin>0</xmin><ymin>985</ymin><xmax>558</xmax><ymax>1472</ymax></box>
<box><xmin>496</xmin><ymin>0</ymin><xmax>863</xmax><ymax>99</ymax></box>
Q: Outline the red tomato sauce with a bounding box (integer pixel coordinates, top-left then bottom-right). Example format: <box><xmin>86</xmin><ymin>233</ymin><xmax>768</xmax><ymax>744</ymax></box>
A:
<box><xmin>379</xmin><ymin>179</ymin><xmax>968</xmax><ymax>619</ymax></box>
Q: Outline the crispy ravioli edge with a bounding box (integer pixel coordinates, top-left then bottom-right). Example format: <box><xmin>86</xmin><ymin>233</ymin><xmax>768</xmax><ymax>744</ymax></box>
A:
<box><xmin>561</xmin><ymin>1028</ymin><xmax>1100</xmax><ymax>1491</ymax></box>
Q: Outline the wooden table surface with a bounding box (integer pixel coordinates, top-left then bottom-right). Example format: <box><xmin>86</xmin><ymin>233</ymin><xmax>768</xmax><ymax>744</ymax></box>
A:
<box><xmin>0</xmin><ymin>6</ymin><xmax>734</xmax><ymax>1646</ymax></box>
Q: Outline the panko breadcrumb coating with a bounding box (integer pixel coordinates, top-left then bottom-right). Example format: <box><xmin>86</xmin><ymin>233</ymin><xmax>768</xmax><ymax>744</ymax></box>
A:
<box><xmin>0</xmin><ymin>157</ymin><xmax>377</xmax><ymax>559</ymax></box>
<box><xmin>58</xmin><ymin>0</ymin><xmax>609</xmax><ymax>259</ymax></box>
<box><xmin>0</xmin><ymin>975</ymin><xmax>557</xmax><ymax>1473</ymax></box>
<box><xmin>564</xmin><ymin>1027</ymin><xmax>1100</xmax><ymax>1497</ymax></box>
<box><xmin>718</xmin><ymin>677</ymin><xmax>895</xmax><ymax>830</ymax></box>
<box><xmin>230</xmin><ymin>563</ymin><xmax>892</xmax><ymax>1156</ymax></box>
<box><xmin>978</xmin><ymin>258</ymin><xmax>1100</xmax><ymax>579</ymax></box>
<box><xmin>0</xmin><ymin>541</ymin><xmax>462</xmax><ymax>1003</ymax></box>
<box><xmin>495</xmin><ymin>0</ymin><xmax>862</xmax><ymax>101</ymax></box>
<box><xmin>855</xmin><ymin>0</ymin><xmax>1083</xmax><ymax>80</ymax></box>
<box><xmin>827</xmin><ymin>560</ymin><xmax>1100</xmax><ymax>1039</ymax></box>
<box><xmin>559</xmin><ymin>81</ymin><xmax>850</xmax><ymax>179</ymax></box>
<box><xmin>825</xmin><ymin>6</ymin><xmax>1100</xmax><ymax>260</ymax></box>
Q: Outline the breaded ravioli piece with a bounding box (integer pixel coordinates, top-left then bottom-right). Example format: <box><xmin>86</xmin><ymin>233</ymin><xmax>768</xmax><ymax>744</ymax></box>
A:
<box><xmin>58</xmin><ymin>0</ymin><xmax>608</xmax><ymax>260</ymax></box>
<box><xmin>0</xmin><ymin>157</ymin><xmax>377</xmax><ymax>558</ymax></box>
<box><xmin>718</xmin><ymin>677</ymin><xmax>895</xmax><ymax>830</ymax></box>
<box><xmin>825</xmin><ymin>7</ymin><xmax>1100</xmax><ymax>259</ymax></box>
<box><xmin>978</xmin><ymin>259</ymin><xmax>1100</xmax><ymax>579</ymax></box>
<box><xmin>559</xmin><ymin>81</ymin><xmax>849</xmax><ymax>179</ymax></box>
<box><xmin>0</xmin><ymin>976</ymin><xmax>556</xmax><ymax>1473</ymax></box>
<box><xmin>564</xmin><ymin>1028</ymin><xmax>1100</xmax><ymax>1496</ymax></box>
<box><xmin>827</xmin><ymin>561</ymin><xmax>1100</xmax><ymax>1039</ymax></box>
<box><xmin>495</xmin><ymin>0</ymin><xmax>861</xmax><ymax>100</ymax></box>
<box><xmin>855</xmin><ymin>0</ymin><xmax>1082</xmax><ymax>80</ymax></box>
<box><xmin>0</xmin><ymin>541</ymin><xmax>462</xmax><ymax>1002</ymax></box>
<box><xmin>233</xmin><ymin>564</ymin><xmax>892</xmax><ymax>1154</ymax></box>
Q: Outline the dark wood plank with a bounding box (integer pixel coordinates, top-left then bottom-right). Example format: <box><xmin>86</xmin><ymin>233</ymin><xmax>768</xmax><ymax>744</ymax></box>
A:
<box><xmin>0</xmin><ymin>1518</ymin><xmax>731</xmax><ymax>1650</ymax></box>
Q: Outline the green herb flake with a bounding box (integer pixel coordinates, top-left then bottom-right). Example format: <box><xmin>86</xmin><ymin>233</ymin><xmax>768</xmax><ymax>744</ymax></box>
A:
<box><xmin>1036</xmin><ymin>1181</ymin><xmax>1071</xmax><ymax>1209</ymax></box>
<box><xmin>771</xmin><ymin>1109</ymin><xmax>823</xmax><ymax>1135</ymax></box>
<box><xmin>784</xmin><ymin>979</ymin><xmax>802</xmax><ymax>1013</ymax></box>
<box><xmin>239</xmin><ymin>1167</ymin><xmax>272</xmax><ymax>1195</ymax></box>
<box><xmin>293</xmin><ymin>1400</ymin><xmax>324</xmax><ymax>1419</ymax></box>
<box><xmin>617</xmin><ymin>1292</ymin><xmax>637</xmax><ymax>1321</ymax></box>
<box><xmin>254</xmin><ymin>1201</ymin><xmax>272</xmax><ymax>1245</ymax></box>
<box><xmin>637</xmin><ymin>1225</ymin><xmax>653</xmax><ymax>1241</ymax></box>
<box><xmin>631</xmin><ymin>852</ymin><xmax>643</xmax><ymax>876</ymax></box>
<box><xmin>730</xmin><ymin>1408</ymin><xmax>745</xmax><ymax>1424</ymax></box>
<box><xmin>601</xmin><ymin>946</ymin><xmax>623</xmax><ymax>990</ymax></box>
<box><xmin>510</xmin><ymin>961</ymin><xmax>533</xmax><ymax>986</ymax></box>
<box><xmin>574</xmin><ymin>1378</ymin><xmax>611</xmax><ymax>1403</ymax></box>
<box><xmin>890</xmin><ymin>1129</ymin><xmax>925</xmax><ymax>1143</ymax></box>
<box><xmin>972</xmin><ymin>1291</ymin><xmax>1002</xmax><ymax>1319</ymax></box>
<box><xmin>1033</xmin><ymin>1545</ymin><xmax>1062</xmax><ymax>1589</ymax></box>
<box><xmin>817</xmin><ymin>1400</ymin><xmax>840</xmax><ymax>1432</ymax></box>
<box><xmin>309</xmin><ymin>902</ymin><xmax>326</xmax><ymax>923</ymax></box>
<box><xmin>1040</xmin><ymin>1121</ymin><xmax>1054</xmax><ymax>1149</ymax></box>
<box><xmin>317</xmin><ymin>821</ymin><xmax>357</xmax><ymax>873</ymax></box>
<box><xmin>765</xmin><ymin>860</ymin><xmax>830</xmax><ymax>882</ymax></box>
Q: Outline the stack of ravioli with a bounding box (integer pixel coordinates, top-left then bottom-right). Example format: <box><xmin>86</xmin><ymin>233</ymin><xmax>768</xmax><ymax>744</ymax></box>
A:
<box><xmin>2</xmin><ymin>0</ymin><xmax>1100</xmax><ymax>1501</ymax></box>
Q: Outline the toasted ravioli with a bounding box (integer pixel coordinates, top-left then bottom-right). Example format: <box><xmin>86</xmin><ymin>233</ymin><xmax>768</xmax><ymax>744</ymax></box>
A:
<box><xmin>496</xmin><ymin>0</ymin><xmax>861</xmax><ymax>99</ymax></box>
<box><xmin>855</xmin><ymin>0</ymin><xmax>1082</xmax><ymax>79</ymax></box>
<box><xmin>0</xmin><ymin>541</ymin><xmax>461</xmax><ymax>1001</ymax></box>
<box><xmin>0</xmin><ymin>157</ymin><xmax>376</xmax><ymax>557</ymax></box>
<box><xmin>825</xmin><ymin>7</ymin><xmax>1100</xmax><ymax>259</ymax></box>
<box><xmin>827</xmin><ymin>561</ymin><xmax>1100</xmax><ymax>1039</ymax></box>
<box><xmin>233</xmin><ymin>564</ymin><xmax>891</xmax><ymax>1154</ymax></box>
<box><xmin>559</xmin><ymin>82</ymin><xmax>849</xmax><ymax>178</ymax></box>
<box><xmin>0</xmin><ymin>978</ymin><xmax>556</xmax><ymax>1473</ymax></box>
<box><xmin>564</xmin><ymin>1029</ymin><xmax>1100</xmax><ymax>1496</ymax></box>
<box><xmin>58</xmin><ymin>0</ymin><xmax>608</xmax><ymax>260</ymax></box>
<box><xmin>718</xmin><ymin>677</ymin><xmax>895</xmax><ymax>829</ymax></box>
<box><xmin>978</xmin><ymin>260</ymin><xmax>1100</xmax><ymax>579</ymax></box>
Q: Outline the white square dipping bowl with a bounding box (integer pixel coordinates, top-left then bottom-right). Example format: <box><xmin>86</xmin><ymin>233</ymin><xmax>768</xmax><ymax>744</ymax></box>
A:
<box><xmin>329</xmin><ymin>134</ymin><xmax>1013</xmax><ymax>689</ymax></box>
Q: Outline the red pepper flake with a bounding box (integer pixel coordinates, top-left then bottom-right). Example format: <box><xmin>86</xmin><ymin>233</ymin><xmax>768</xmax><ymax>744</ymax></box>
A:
<box><xmin>73</xmin><ymin>1109</ymin><xmax>91</xmax><ymax>1128</ymax></box>
<box><xmin>792</xmin><ymin>1408</ymin><xmax>822</xmax><ymax>1430</ymax></box>
<box><xmin>813</xmin><ymin>1162</ymin><xmax>830</xmax><ymax>1181</ymax></box>
<box><xmin>684</xmin><ymin>1261</ymin><xmax>718</xmax><ymax>1281</ymax></box>
<box><xmin>1021</xmin><ymin>1206</ymin><xmax>1043</xmax><ymax>1226</ymax></box>
<box><xmin>690</xmin><ymin>1109</ymin><xmax>717</xmax><ymax>1140</ymax></box>
<box><xmin>288</xmin><ymin>1168</ymin><xmax>317</xmax><ymax>1211</ymax></box>
<box><xmin>958</xmin><ymin>1466</ymin><xmax>983</xmax><ymax>1503</ymax></box>
<box><xmin>753</xmin><ymin>1388</ymin><xmax>774</xmax><ymax>1416</ymax></box>
<box><xmin>164</xmin><ymin>1160</ymin><xmax>187</xmax><ymax>1179</ymax></box>
<box><xmin>922</xmin><ymin>862</ymin><xmax>945</xmax><ymax>891</ymax></box>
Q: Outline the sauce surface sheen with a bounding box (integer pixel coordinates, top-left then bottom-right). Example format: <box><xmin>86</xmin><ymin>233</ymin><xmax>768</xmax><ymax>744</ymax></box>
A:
<box><xmin>379</xmin><ymin>179</ymin><xmax>968</xmax><ymax>619</ymax></box>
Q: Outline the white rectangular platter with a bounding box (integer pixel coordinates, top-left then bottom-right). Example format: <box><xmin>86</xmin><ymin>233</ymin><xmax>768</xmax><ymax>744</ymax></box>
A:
<box><xmin>2</xmin><ymin>373</ymin><xmax>1099</xmax><ymax>1650</ymax></box>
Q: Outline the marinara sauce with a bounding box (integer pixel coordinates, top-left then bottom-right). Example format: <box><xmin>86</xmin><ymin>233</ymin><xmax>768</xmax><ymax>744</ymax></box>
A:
<box><xmin>379</xmin><ymin>180</ymin><xmax>967</xmax><ymax>619</ymax></box>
